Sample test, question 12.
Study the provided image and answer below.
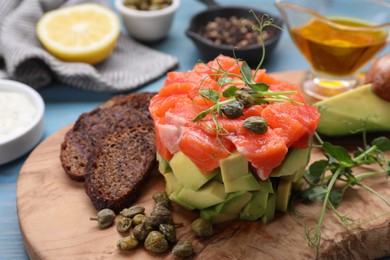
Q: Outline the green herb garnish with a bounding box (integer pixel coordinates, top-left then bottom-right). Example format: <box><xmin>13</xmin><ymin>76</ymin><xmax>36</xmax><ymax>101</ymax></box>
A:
<box><xmin>191</xmin><ymin>13</ymin><xmax>299</xmax><ymax>127</ymax></box>
<box><xmin>299</xmin><ymin>131</ymin><xmax>390</xmax><ymax>255</ymax></box>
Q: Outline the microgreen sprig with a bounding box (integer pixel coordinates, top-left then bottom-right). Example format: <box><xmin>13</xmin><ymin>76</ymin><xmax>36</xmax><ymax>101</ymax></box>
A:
<box><xmin>299</xmin><ymin>131</ymin><xmax>390</xmax><ymax>255</ymax></box>
<box><xmin>191</xmin><ymin>13</ymin><xmax>299</xmax><ymax>124</ymax></box>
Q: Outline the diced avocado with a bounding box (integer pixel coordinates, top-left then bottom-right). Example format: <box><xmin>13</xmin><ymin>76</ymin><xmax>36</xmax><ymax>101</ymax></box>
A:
<box><xmin>270</xmin><ymin>148</ymin><xmax>311</xmax><ymax>178</ymax></box>
<box><xmin>239</xmin><ymin>191</ymin><xmax>269</xmax><ymax>221</ymax></box>
<box><xmin>214</xmin><ymin>191</ymin><xmax>253</xmax><ymax>214</ymax></box>
<box><xmin>200</xmin><ymin>208</ymin><xmax>237</xmax><ymax>224</ymax></box>
<box><xmin>275</xmin><ymin>179</ymin><xmax>292</xmax><ymax>212</ymax></box>
<box><xmin>174</xmin><ymin>180</ymin><xmax>227</xmax><ymax>209</ymax></box>
<box><xmin>163</xmin><ymin>171</ymin><xmax>182</xmax><ymax>195</ymax></box>
<box><xmin>170</xmin><ymin>151</ymin><xmax>218</xmax><ymax>191</ymax></box>
<box><xmin>220</xmin><ymin>152</ymin><xmax>248</xmax><ymax>182</ymax></box>
<box><xmin>258</xmin><ymin>178</ymin><xmax>274</xmax><ymax>193</ymax></box>
<box><xmin>224</xmin><ymin>174</ymin><xmax>261</xmax><ymax>193</ymax></box>
<box><xmin>156</xmin><ymin>152</ymin><xmax>171</xmax><ymax>174</ymax></box>
<box><xmin>261</xmin><ymin>193</ymin><xmax>276</xmax><ymax>224</ymax></box>
<box><xmin>169</xmin><ymin>189</ymin><xmax>195</xmax><ymax>211</ymax></box>
<box><xmin>281</xmin><ymin>165</ymin><xmax>306</xmax><ymax>182</ymax></box>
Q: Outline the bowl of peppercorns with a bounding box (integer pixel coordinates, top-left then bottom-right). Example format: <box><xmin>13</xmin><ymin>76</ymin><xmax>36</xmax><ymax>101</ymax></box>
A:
<box><xmin>115</xmin><ymin>0</ymin><xmax>180</xmax><ymax>42</ymax></box>
<box><xmin>186</xmin><ymin>0</ymin><xmax>283</xmax><ymax>66</ymax></box>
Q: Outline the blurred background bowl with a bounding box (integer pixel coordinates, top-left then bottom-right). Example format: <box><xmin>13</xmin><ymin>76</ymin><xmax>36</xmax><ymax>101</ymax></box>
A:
<box><xmin>0</xmin><ymin>80</ymin><xmax>45</xmax><ymax>165</ymax></box>
<box><xmin>115</xmin><ymin>0</ymin><xmax>180</xmax><ymax>42</ymax></box>
<box><xmin>186</xmin><ymin>0</ymin><xmax>283</xmax><ymax>67</ymax></box>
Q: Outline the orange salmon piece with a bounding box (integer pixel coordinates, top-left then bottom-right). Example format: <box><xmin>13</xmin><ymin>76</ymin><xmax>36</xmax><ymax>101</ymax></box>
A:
<box><xmin>262</xmin><ymin>102</ymin><xmax>320</xmax><ymax>148</ymax></box>
<box><xmin>154</xmin><ymin>124</ymin><xmax>173</xmax><ymax>161</ymax></box>
<box><xmin>178</xmin><ymin>127</ymin><xmax>234</xmax><ymax>172</ymax></box>
<box><xmin>227</xmin><ymin>128</ymin><xmax>288</xmax><ymax>180</ymax></box>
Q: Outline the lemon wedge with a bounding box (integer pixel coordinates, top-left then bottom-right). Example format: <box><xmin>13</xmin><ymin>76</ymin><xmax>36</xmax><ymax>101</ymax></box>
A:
<box><xmin>36</xmin><ymin>3</ymin><xmax>120</xmax><ymax>64</ymax></box>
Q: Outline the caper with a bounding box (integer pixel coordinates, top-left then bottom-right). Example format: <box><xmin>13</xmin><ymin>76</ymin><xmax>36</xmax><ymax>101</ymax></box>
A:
<box><xmin>152</xmin><ymin>191</ymin><xmax>170</xmax><ymax>208</ymax></box>
<box><xmin>191</xmin><ymin>218</ymin><xmax>213</xmax><ymax>237</ymax></box>
<box><xmin>159</xmin><ymin>223</ymin><xmax>176</xmax><ymax>243</ymax></box>
<box><xmin>243</xmin><ymin>116</ymin><xmax>268</xmax><ymax>134</ymax></box>
<box><xmin>172</xmin><ymin>240</ymin><xmax>194</xmax><ymax>258</ymax></box>
<box><xmin>133</xmin><ymin>221</ymin><xmax>153</xmax><ymax>241</ymax></box>
<box><xmin>221</xmin><ymin>101</ymin><xmax>244</xmax><ymax>119</ymax></box>
<box><xmin>148</xmin><ymin>205</ymin><xmax>173</xmax><ymax>227</ymax></box>
<box><xmin>117</xmin><ymin>235</ymin><xmax>139</xmax><ymax>250</ymax></box>
<box><xmin>116</xmin><ymin>217</ymin><xmax>132</xmax><ymax>233</ymax></box>
<box><xmin>132</xmin><ymin>213</ymin><xmax>146</xmax><ymax>226</ymax></box>
<box><xmin>90</xmin><ymin>208</ymin><xmax>115</xmax><ymax>229</ymax></box>
<box><xmin>144</xmin><ymin>231</ymin><xmax>169</xmax><ymax>254</ymax></box>
<box><xmin>235</xmin><ymin>90</ymin><xmax>255</xmax><ymax>107</ymax></box>
<box><xmin>120</xmin><ymin>206</ymin><xmax>145</xmax><ymax>218</ymax></box>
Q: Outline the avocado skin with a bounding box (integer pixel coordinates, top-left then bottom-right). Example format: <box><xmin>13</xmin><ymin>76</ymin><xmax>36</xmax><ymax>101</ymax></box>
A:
<box><xmin>316</xmin><ymin>84</ymin><xmax>390</xmax><ymax>136</ymax></box>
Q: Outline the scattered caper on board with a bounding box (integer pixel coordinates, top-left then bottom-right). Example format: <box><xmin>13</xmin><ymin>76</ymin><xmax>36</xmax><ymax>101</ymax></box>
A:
<box><xmin>117</xmin><ymin>235</ymin><xmax>139</xmax><ymax>250</ymax></box>
<box><xmin>116</xmin><ymin>217</ymin><xmax>132</xmax><ymax>233</ymax></box>
<box><xmin>152</xmin><ymin>191</ymin><xmax>170</xmax><ymax>208</ymax></box>
<box><xmin>120</xmin><ymin>205</ymin><xmax>145</xmax><ymax>218</ymax></box>
<box><xmin>144</xmin><ymin>231</ymin><xmax>169</xmax><ymax>254</ymax></box>
<box><xmin>191</xmin><ymin>218</ymin><xmax>213</xmax><ymax>237</ymax></box>
<box><xmin>90</xmin><ymin>208</ymin><xmax>115</xmax><ymax>229</ymax></box>
<box><xmin>159</xmin><ymin>223</ymin><xmax>176</xmax><ymax>243</ymax></box>
<box><xmin>172</xmin><ymin>240</ymin><xmax>194</xmax><ymax>258</ymax></box>
<box><xmin>132</xmin><ymin>213</ymin><xmax>146</xmax><ymax>225</ymax></box>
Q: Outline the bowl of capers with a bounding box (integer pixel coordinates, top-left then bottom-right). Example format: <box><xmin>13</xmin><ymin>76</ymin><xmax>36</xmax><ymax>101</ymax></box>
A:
<box><xmin>115</xmin><ymin>0</ymin><xmax>180</xmax><ymax>42</ymax></box>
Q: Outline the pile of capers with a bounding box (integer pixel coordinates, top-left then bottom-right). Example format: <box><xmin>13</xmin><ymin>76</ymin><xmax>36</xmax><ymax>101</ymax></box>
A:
<box><xmin>123</xmin><ymin>0</ymin><xmax>172</xmax><ymax>11</ymax></box>
<box><xmin>220</xmin><ymin>89</ymin><xmax>269</xmax><ymax>134</ymax></box>
<box><xmin>90</xmin><ymin>191</ymin><xmax>195</xmax><ymax>257</ymax></box>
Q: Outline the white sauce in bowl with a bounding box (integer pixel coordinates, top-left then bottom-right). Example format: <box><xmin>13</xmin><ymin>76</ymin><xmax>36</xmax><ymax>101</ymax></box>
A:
<box><xmin>0</xmin><ymin>91</ymin><xmax>37</xmax><ymax>138</ymax></box>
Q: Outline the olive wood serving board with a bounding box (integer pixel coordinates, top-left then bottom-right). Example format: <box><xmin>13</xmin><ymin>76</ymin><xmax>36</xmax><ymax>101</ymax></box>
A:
<box><xmin>17</xmin><ymin>71</ymin><xmax>390</xmax><ymax>260</ymax></box>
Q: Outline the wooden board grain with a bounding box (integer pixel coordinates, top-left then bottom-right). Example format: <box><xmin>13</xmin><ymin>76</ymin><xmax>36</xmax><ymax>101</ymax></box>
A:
<box><xmin>16</xmin><ymin>71</ymin><xmax>390</xmax><ymax>260</ymax></box>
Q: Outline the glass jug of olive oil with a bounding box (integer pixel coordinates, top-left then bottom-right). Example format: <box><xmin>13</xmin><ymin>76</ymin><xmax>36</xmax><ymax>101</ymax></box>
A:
<box><xmin>276</xmin><ymin>0</ymin><xmax>390</xmax><ymax>100</ymax></box>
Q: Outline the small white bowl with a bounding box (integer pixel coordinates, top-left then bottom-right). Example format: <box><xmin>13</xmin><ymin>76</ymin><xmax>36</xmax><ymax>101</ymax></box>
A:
<box><xmin>115</xmin><ymin>0</ymin><xmax>180</xmax><ymax>42</ymax></box>
<box><xmin>0</xmin><ymin>80</ymin><xmax>45</xmax><ymax>165</ymax></box>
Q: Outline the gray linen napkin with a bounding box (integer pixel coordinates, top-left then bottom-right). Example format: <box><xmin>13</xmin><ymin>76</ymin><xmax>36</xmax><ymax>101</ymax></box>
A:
<box><xmin>0</xmin><ymin>0</ymin><xmax>179</xmax><ymax>91</ymax></box>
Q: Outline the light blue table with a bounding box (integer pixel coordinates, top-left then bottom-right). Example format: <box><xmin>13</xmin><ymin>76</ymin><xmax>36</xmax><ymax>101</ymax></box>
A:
<box><xmin>1</xmin><ymin>0</ymin><xmax>389</xmax><ymax>259</ymax></box>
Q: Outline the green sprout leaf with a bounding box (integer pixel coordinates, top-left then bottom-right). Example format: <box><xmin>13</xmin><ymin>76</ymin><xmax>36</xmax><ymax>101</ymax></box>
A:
<box><xmin>240</xmin><ymin>61</ymin><xmax>254</xmax><ymax>84</ymax></box>
<box><xmin>222</xmin><ymin>86</ymin><xmax>240</xmax><ymax>98</ymax></box>
<box><xmin>247</xmin><ymin>82</ymin><xmax>270</xmax><ymax>92</ymax></box>
<box><xmin>305</xmin><ymin>160</ymin><xmax>328</xmax><ymax>184</ymax></box>
<box><xmin>322</xmin><ymin>142</ymin><xmax>356</xmax><ymax>168</ymax></box>
<box><xmin>372</xmin><ymin>136</ymin><xmax>390</xmax><ymax>151</ymax></box>
<box><xmin>199</xmin><ymin>89</ymin><xmax>220</xmax><ymax>103</ymax></box>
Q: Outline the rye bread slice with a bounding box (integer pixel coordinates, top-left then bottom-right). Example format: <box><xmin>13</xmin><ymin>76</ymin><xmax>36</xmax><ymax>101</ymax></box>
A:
<box><xmin>60</xmin><ymin>92</ymin><xmax>156</xmax><ymax>181</ymax></box>
<box><xmin>84</xmin><ymin>125</ymin><xmax>156</xmax><ymax>213</ymax></box>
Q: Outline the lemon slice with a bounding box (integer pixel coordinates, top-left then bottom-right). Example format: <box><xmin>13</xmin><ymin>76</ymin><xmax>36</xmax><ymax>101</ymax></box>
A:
<box><xmin>36</xmin><ymin>3</ymin><xmax>120</xmax><ymax>64</ymax></box>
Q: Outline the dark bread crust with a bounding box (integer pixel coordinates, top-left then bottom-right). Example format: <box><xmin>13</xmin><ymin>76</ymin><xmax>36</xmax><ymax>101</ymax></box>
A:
<box><xmin>60</xmin><ymin>92</ymin><xmax>156</xmax><ymax>181</ymax></box>
<box><xmin>84</xmin><ymin>126</ymin><xmax>156</xmax><ymax>213</ymax></box>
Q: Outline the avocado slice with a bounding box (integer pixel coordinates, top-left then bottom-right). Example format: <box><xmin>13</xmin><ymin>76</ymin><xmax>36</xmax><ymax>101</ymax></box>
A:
<box><xmin>214</xmin><ymin>191</ymin><xmax>253</xmax><ymax>214</ymax></box>
<box><xmin>200</xmin><ymin>208</ymin><xmax>237</xmax><ymax>224</ymax></box>
<box><xmin>275</xmin><ymin>179</ymin><xmax>293</xmax><ymax>212</ymax></box>
<box><xmin>170</xmin><ymin>151</ymin><xmax>218</xmax><ymax>191</ymax></box>
<box><xmin>162</xmin><ymin>171</ymin><xmax>182</xmax><ymax>195</ymax></box>
<box><xmin>270</xmin><ymin>148</ymin><xmax>311</xmax><ymax>178</ymax></box>
<box><xmin>220</xmin><ymin>152</ymin><xmax>249</xmax><ymax>181</ymax></box>
<box><xmin>258</xmin><ymin>178</ymin><xmax>274</xmax><ymax>193</ymax></box>
<box><xmin>169</xmin><ymin>189</ymin><xmax>195</xmax><ymax>211</ymax></box>
<box><xmin>156</xmin><ymin>152</ymin><xmax>171</xmax><ymax>174</ymax></box>
<box><xmin>174</xmin><ymin>180</ymin><xmax>227</xmax><ymax>209</ymax></box>
<box><xmin>261</xmin><ymin>193</ymin><xmax>276</xmax><ymax>224</ymax></box>
<box><xmin>316</xmin><ymin>84</ymin><xmax>390</xmax><ymax>136</ymax></box>
<box><xmin>223</xmin><ymin>173</ymin><xmax>261</xmax><ymax>193</ymax></box>
<box><xmin>239</xmin><ymin>191</ymin><xmax>268</xmax><ymax>221</ymax></box>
